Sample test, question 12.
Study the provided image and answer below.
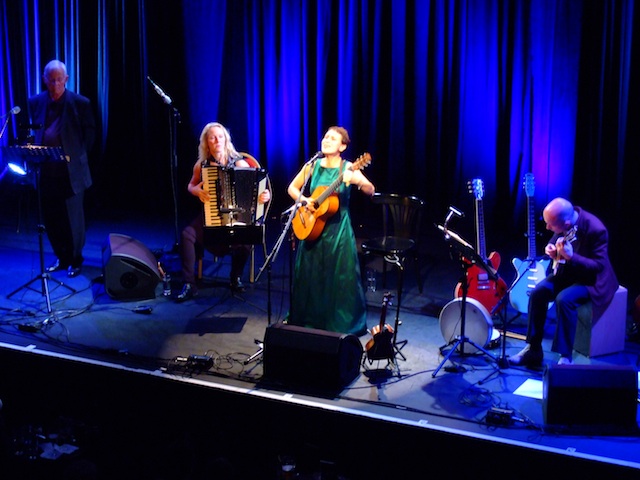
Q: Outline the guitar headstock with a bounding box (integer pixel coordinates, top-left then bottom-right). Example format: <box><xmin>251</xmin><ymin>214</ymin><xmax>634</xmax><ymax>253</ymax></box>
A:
<box><xmin>523</xmin><ymin>173</ymin><xmax>535</xmax><ymax>197</ymax></box>
<box><xmin>468</xmin><ymin>178</ymin><xmax>484</xmax><ymax>200</ymax></box>
<box><xmin>564</xmin><ymin>225</ymin><xmax>578</xmax><ymax>243</ymax></box>
<box><xmin>352</xmin><ymin>152</ymin><xmax>372</xmax><ymax>171</ymax></box>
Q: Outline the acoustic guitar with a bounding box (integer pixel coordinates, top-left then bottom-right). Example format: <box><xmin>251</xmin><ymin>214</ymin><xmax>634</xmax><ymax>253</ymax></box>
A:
<box><xmin>509</xmin><ymin>173</ymin><xmax>551</xmax><ymax>314</ymax></box>
<box><xmin>292</xmin><ymin>153</ymin><xmax>371</xmax><ymax>241</ymax></box>
<box><xmin>454</xmin><ymin>178</ymin><xmax>508</xmax><ymax>313</ymax></box>
<box><xmin>365</xmin><ymin>292</ymin><xmax>395</xmax><ymax>361</ymax></box>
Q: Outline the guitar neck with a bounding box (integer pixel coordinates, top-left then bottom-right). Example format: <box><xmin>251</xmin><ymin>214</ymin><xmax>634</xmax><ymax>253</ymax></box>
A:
<box><xmin>475</xmin><ymin>198</ymin><xmax>488</xmax><ymax>260</ymax></box>
<box><xmin>526</xmin><ymin>195</ymin><xmax>536</xmax><ymax>260</ymax></box>
<box><xmin>314</xmin><ymin>167</ymin><xmax>349</xmax><ymax>206</ymax></box>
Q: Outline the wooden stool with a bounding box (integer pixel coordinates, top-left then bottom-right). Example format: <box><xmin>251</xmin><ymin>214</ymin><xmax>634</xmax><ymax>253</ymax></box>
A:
<box><xmin>574</xmin><ymin>285</ymin><xmax>627</xmax><ymax>357</ymax></box>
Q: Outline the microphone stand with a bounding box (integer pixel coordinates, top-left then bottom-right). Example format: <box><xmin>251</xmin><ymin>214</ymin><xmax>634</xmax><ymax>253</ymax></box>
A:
<box><xmin>148</xmin><ymin>77</ymin><xmax>181</xmax><ymax>252</ymax></box>
<box><xmin>432</xmin><ymin>225</ymin><xmax>499</xmax><ymax>377</ymax></box>
<box><xmin>168</xmin><ymin>105</ymin><xmax>181</xmax><ymax>252</ymax></box>
<box><xmin>244</xmin><ymin>156</ymin><xmax>316</xmax><ymax>365</ymax></box>
<box><xmin>0</xmin><ymin>114</ymin><xmax>13</xmax><ymax>140</ymax></box>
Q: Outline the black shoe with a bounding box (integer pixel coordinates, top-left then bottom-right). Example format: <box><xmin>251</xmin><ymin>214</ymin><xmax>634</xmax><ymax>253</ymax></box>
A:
<box><xmin>176</xmin><ymin>283</ymin><xmax>197</xmax><ymax>303</ymax></box>
<box><xmin>46</xmin><ymin>260</ymin><xmax>66</xmax><ymax>273</ymax></box>
<box><xmin>509</xmin><ymin>344</ymin><xmax>543</xmax><ymax>367</ymax></box>
<box><xmin>67</xmin><ymin>266</ymin><xmax>81</xmax><ymax>278</ymax></box>
<box><xmin>230</xmin><ymin>277</ymin><xmax>246</xmax><ymax>293</ymax></box>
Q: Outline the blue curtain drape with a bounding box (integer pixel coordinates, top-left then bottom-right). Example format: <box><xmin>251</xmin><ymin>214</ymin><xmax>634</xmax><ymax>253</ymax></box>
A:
<box><xmin>0</xmin><ymin>0</ymin><xmax>637</xmax><ymax>290</ymax></box>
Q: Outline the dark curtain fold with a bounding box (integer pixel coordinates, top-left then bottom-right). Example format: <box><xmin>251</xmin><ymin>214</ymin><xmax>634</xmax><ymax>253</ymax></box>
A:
<box><xmin>0</xmin><ymin>0</ymin><xmax>638</xmax><ymax>290</ymax></box>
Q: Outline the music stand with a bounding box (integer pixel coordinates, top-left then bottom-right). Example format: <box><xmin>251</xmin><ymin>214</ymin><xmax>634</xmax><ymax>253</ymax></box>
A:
<box><xmin>432</xmin><ymin>225</ymin><xmax>498</xmax><ymax>377</ymax></box>
<box><xmin>4</xmin><ymin>145</ymin><xmax>76</xmax><ymax>315</ymax></box>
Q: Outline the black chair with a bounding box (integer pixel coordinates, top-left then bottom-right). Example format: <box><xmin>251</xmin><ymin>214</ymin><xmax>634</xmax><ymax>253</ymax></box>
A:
<box><xmin>361</xmin><ymin>193</ymin><xmax>425</xmax><ymax>359</ymax></box>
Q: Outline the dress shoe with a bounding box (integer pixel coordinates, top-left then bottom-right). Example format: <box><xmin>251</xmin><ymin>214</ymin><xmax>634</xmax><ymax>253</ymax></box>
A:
<box><xmin>557</xmin><ymin>356</ymin><xmax>573</xmax><ymax>365</ymax></box>
<box><xmin>230</xmin><ymin>277</ymin><xmax>246</xmax><ymax>293</ymax></box>
<box><xmin>509</xmin><ymin>344</ymin><xmax>543</xmax><ymax>367</ymax></box>
<box><xmin>67</xmin><ymin>266</ymin><xmax>82</xmax><ymax>278</ymax></box>
<box><xmin>176</xmin><ymin>283</ymin><xmax>197</xmax><ymax>303</ymax></box>
<box><xmin>46</xmin><ymin>260</ymin><xmax>67</xmax><ymax>273</ymax></box>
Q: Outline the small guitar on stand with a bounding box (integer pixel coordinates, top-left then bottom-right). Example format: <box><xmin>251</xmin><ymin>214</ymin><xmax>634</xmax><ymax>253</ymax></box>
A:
<box><xmin>509</xmin><ymin>173</ymin><xmax>551</xmax><ymax>314</ymax></box>
<box><xmin>455</xmin><ymin>178</ymin><xmax>507</xmax><ymax>313</ymax></box>
<box><xmin>365</xmin><ymin>292</ymin><xmax>395</xmax><ymax>361</ymax></box>
<box><xmin>292</xmin><ymin>153</ymin><xmax>371</xmax><ymax>241</ymax></box>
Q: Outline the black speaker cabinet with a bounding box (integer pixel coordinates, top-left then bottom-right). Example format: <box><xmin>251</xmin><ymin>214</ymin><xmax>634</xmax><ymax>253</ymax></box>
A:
<box><xmin>263</xmin><ymin>322</ymin><xmax>364</xmax><ymax>392</ymax></box>
<box><xmin>543</xmin><ymin>364</ymin><xmax>638</xmax><ymax>430</ymax></box>
<box><xmin>102</xmin><ymin>233</ymin><xmax>161</xmax><ymax>300</ymax></box>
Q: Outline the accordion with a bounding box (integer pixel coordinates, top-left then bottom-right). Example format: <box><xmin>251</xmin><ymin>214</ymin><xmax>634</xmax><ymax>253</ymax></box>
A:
<box><xmin>202</xmin><ymin>165</ymin><xmax>267</xmax><ymax>245</ymax></box>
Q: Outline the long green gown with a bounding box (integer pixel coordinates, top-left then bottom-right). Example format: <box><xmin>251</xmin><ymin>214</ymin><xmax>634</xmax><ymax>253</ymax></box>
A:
<box><xmin>288</xmin><ymin>160</ymin><xmax>368</xmax><ymax>336</ymax></box>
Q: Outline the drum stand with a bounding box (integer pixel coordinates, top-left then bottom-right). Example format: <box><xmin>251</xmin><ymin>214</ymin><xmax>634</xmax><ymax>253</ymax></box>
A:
<box><xmin>432</xmin><ymin>233</ymin><xmax>498</xmax><ymax>378</ymax></box>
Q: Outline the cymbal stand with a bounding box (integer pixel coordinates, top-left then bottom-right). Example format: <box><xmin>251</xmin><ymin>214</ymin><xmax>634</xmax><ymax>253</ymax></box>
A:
<box><xmin>8</xmin><ymin>161</ymin><xmax>76</xmax><ymax>320</ymax></box>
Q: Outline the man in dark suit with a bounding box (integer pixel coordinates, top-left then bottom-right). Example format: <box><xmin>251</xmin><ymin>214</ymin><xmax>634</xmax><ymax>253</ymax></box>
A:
<box><xmin>28</xmin><ymin>59</ymin><xmax>95</xmax><ymax>277</ymax></box>
<box><xmin>509</xmin><ymin>197</ymin><xmax>619</xmax><ymax>366</ymax></box>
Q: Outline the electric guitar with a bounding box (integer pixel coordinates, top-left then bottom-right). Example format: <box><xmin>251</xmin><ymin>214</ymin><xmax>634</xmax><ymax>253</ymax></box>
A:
<box><xmin>365</xmin><ymin>292</ymin><xmax>395</xmax><ymax>361</ymax></box>
<box><xmin>455</xmin><ymin>178</ymin><xmax>508</xmax><ymax>313</ymax></box>
<box><xmin>509</xmin><ymin>173</ymin><xmax>552</xmax><ymax>314</ymax></box>
<box><xmin>292</xmin><ymin>153</ymin><xmax>371</xmax><ymax>241</ymax></box>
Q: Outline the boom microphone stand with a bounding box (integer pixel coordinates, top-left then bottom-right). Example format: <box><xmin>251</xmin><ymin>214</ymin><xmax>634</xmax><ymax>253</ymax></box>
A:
<box><xmin>432</xmin><ymin>225</ymin><xmax>498</xmax><ymax>377</ymax></box>
<box><xmin>244</xmin><ymin>154</ymin><xmax>318</xmax><ymax>364</ymax></box>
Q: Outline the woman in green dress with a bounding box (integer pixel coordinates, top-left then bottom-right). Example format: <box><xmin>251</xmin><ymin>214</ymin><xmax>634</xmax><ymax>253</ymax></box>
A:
<box><xmin>286</xmin><ymin>126</ymin><xmax>375</xmax><ymax>335</ymax></box>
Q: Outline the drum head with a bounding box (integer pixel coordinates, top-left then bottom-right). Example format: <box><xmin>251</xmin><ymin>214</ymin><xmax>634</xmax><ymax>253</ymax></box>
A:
<box><xmin>439</xmin><ymin>297</ymin><xmax>493</xmax><ymax>354</ymax></box>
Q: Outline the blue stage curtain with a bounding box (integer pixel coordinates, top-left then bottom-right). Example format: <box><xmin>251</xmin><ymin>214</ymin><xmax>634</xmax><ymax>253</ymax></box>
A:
<box><xmin>0</xmin><ymin>0</ymin><xmax>637</xmax><ymax>287</ymax></box>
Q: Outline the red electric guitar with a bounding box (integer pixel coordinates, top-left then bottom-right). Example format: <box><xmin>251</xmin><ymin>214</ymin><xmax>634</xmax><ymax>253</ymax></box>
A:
<box><xmin>454</xmin><ymin>178</ymin><xmax>507</xmax><ymax>313</ymax></box>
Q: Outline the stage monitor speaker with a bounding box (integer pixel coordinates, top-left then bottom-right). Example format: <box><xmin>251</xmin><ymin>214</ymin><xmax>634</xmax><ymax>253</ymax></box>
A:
<box><xmin>102</xmin><ymin>233</ymin><xmax>161</xmax><ymax>301</ymax></box>
<box><xmin>543</xmin><ymin>364</ymin><xmax>638</xmax><ymax>431</ymax></box>
<box><xmin>263</xmin><ymin>322</ymin><xmax>363</xmax><ymax>392</ymax></box>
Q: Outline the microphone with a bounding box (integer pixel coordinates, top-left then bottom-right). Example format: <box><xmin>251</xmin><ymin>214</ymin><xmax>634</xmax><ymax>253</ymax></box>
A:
<box><xmin>147</xmin><ymin>76</ymin><xmax>172</xmax><ymax>105</ymax></box>
<box><xmin>449</xmin><ymin>205</ymin><xmax>464</xmax><ymax>217</ymax></box>
<box><xmin>282</xmin><ymin>201</ymin><xmax>307</xmax><ymax>216</ymax></box>
<box><xmin>1</xmin><ymin>106</ymin><xmax>20</xmax><ymax>118</ymax></box>
<box><xmin>444</xmin><ymin>205</ymin><xmax>464</xmax><ymax>227</ymax></box>
<box><xmin>305</xmin><ymin>151</ymin><xmax>324</xmax><ymax>164</ymax></box>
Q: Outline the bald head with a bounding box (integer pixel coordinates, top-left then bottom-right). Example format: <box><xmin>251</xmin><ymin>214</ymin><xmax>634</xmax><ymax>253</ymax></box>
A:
<box><xmin>543</xmin><ymin>197</ymin><xmax>575</xmax><ymax>234</ymax></box>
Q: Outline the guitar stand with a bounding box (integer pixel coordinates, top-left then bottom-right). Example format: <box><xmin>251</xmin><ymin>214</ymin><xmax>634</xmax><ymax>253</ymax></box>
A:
<box><xmin>432</xmin><ymin>237</ymin><xmax>500</xmax><ymax>378</ymax></box>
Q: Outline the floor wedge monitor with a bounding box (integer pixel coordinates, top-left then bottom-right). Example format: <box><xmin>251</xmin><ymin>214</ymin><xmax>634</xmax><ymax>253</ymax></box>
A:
<box><xmin>102</xmin><ymin>233</ymin><xmax>161</xmax><ymax>300</ymax></box>
<box><xmin>543</xmin><ymin>364</ymin><xmax>638</xmax><ymax>432</ymax></box>
<box><xmin>263</xmin><ymin>322</ymin><xmax>363</xmax><ymax>392</ymax></box>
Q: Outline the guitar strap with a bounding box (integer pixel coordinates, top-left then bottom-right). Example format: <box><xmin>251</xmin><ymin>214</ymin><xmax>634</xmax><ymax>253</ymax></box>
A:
<box><xmin>302</xmin><ymin>157</ymin><xmax>347</xmax><ymax>196</ymax></box>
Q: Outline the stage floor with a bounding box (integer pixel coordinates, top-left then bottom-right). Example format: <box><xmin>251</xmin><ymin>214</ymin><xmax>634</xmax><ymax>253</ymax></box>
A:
<box><xmin>0</xmin><ymin>201</ymin><xmax>639</xmax><ymax>479</ymax></box>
